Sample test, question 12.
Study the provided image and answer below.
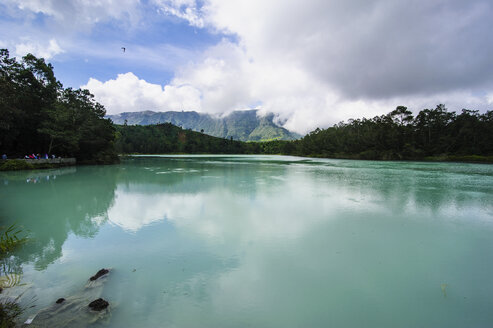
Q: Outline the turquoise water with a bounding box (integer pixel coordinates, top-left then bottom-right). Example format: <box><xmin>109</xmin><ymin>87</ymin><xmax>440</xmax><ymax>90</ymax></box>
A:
<box><xmin>1</xmin><ymin>155</ymin><xmax>492</xmax><ymax>327</ymax></box>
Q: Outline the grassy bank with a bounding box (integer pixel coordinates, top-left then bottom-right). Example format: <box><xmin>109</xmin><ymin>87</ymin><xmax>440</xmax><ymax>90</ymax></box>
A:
<box><xmin>0</xmin><ymin>159</ymin><xmax>75</xmax><ymax>172</ymax></box>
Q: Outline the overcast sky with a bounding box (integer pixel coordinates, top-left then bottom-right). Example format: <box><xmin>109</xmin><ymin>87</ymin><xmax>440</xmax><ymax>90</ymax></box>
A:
<box><xmin>1</xmin><ymin>0</ymin><xmax>493</xmax><ymax>133</ymax></box>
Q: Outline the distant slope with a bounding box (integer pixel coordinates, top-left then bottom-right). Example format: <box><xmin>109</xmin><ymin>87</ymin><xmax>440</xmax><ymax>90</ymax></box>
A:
<box><xmin>114</xmin><ymin>122</ymin><xmax>252</xmax><ymax>154</ymax></box>
<box><xmin>107</xmin><ymin>110</ymin><xmax>301</xmax><ymax>141</ymax></box>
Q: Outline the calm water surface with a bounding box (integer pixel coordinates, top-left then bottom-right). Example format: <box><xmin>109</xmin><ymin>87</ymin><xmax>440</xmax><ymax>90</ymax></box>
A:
<box><xmin>1</xmin><ymin>155</ymin><xmax>492</xmax><ymax>327</ymax></box>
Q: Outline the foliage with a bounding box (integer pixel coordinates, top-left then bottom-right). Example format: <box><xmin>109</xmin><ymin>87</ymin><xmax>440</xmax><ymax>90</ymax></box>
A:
<box><xmin>273</xmin><ymin>105</ymin><xmax>493</xmax><ymax>161</ymax></box>
<box><xmin>0</xmin><ymin>225</ymin><xmax>26</xmax><ymax>255</ymax></box>
<box><xmin>0</xmin><ymin>49</ymin><xmax>118</xmax><ymax>164</ymax></box>
<box><xmin>0</xmin><ymin>160</ymin><xmax>34</xmax><ymax>171</ymax></box>
<box><xmin>0</xmin><ymin>224</ymin><xmax>26</xmax><ymax>291</ymax></box>
<box><xmin>0</xmin><ymin>225</ymin><xmax>26</xmax><ymax>328</ymax></box>
<box><xmin>115</xmin><ymin>123</ymin><xmax>259</xmax><ymax>154</ymax></box>
<box><xmin>0</xmin><ymin>301</ymin><xmax>22</xmax><ymax>328</ymax></box>
<box><xmin>114</xmin><ymin>105</ymin><xmax>493</xmax><ymax>162</ymax></box>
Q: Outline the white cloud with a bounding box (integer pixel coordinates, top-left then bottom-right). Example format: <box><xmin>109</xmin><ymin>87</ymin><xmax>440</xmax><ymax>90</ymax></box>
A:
<box><xmin>1</xmin><ymin>0</ymin><xmax>144</xmax><ymax>63</ymax></box>
<box><xmin>152</xmin><ymin>0</ymin><xmax>204</xmax><ymax>27</ymax></box>
<box><xmin>85</xmin><ymin>42</ymin><xmax>492</xmax><ymax>133</ymax></box>
<box><xmin>168</xmin><ymin>1</ymin><xmax>493</xmax><ymax>129</ymax></box>
<box><xmin>487</xmin><ymin>93</ymin><xmax>493</xmax><ymax>105</ymax></box>
<box><xmin>83</xmin><ymin>72</ymin><xmax>202</xmax><ymax>115</ymax></box>
<box><xmin>195</xmin><ymin>0</ymin><xmax>493</xmax><ymax>97</ymax></box>
<box><xmin>83</xmin><ymin>0</ymin><xmax>493</xmax><ymax>133</ymax></box>
<box><xmin>6</xmin><ymin>0</ymin><xmax>141</xmax><ymax>27</ymax></box>
<box><xmin>14</xmin><ymin>38</ymin><xmax>63</xmax><ymax>59</ymax></box>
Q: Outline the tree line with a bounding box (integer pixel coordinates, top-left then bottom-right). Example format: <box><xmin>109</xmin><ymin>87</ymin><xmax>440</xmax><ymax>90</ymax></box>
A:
<box><xmin>116</xmin><ymin>105</ymin><xmax>493</xmax><ymax>162</ymax></box>
<box><xmin>0</xmin><ymin>50</ymin><xmax>118</xmax><ymax>164</ymax></box>
<box><xmin>285</xmin><ymin>105</ymin><xmax>493</xmax><ymax>161</ymax></box>
<box><xmin>115</xmin><ymin>123</ymin><xmax>249</xmax><ymax>154</ymax></box>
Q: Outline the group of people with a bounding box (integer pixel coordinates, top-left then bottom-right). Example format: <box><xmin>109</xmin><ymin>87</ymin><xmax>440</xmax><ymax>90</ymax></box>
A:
<box><xmin>1</xmin><ymin>153</ymin><xmax>59</xmax><ymax>160</ymax></box>
<box><xmin>24</xmin><ymin>154</ymin><xmax>57</xmax><ymax>159</ymax></box>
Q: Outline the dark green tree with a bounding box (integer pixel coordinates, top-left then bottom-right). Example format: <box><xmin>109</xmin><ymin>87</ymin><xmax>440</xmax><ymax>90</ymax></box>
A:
<box><xmin>0</xmin><ymin>49</ymin><xmax>118</xmax><ymax>163</ymax></box>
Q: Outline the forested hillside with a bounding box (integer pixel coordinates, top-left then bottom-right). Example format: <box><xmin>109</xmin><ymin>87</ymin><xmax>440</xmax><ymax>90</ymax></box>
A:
<box><xmin>115</xmin><ymin>105</ymin><xmax>493</xmax><ymax>162</ymax></box>
<box><xmin>264</xmin><ymin>105</ymin><xmax>493</xmax><ymax>161</ymax></box>
<box><xmin>108</xmin><ymin>110</ymin><xmax>300</xmax><ymax>141</ymax></box>
<box><xmin>0</xmin><ymin>49</ymin><xmax>118</xmax><ymax>163</ymax></box>
<box><xmin>115</xmin><ymin>123</ymin><xmax>256</xmax><ymax>154</ymax></box>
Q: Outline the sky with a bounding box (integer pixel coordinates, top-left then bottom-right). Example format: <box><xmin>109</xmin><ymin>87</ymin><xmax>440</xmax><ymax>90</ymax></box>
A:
<box><xmin>1</xmin><ymin>0</ymin><xmax>493</xmax><ymax>134</ymax></box>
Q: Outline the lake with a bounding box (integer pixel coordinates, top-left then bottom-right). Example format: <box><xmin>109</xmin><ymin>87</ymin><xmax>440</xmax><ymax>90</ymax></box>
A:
<box><xmin>1</xmin><ymin>155</ymin><xmax>492</xmax><ymax>327</ymax></box>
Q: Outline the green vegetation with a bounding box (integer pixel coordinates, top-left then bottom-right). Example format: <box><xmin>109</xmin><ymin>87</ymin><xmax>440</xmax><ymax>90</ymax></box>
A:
<box><xmin>0</xmin><ymin>301</ymin><xmax>22</xmax><ymax>328</ymax></box>
<box><xmin>288</xmin><ymin>105</ymin><xmax>493</xmax><ymax>161</ymax></box>
<box><xmin>0</xmin><ymin>225</ymin><xmax>26</xmax><ymax>254</ymax></box>
<box><xmin>117</xmin><ymin>105</ymin><xmax>493</xmax><ymax>163</ymax></box>
<box><xmin>0</xmin><ymin>159</ymin><xmax>76</xmax><ymax>171</ymax></box>
<box><xmin>108</xmin><ymin>110</ymin><xmax>300</xmax><ymax>141</ymax></box>
<box><xmin>1</xmin><ymin>224</ymin><xmax>26</xmax><ymax>293</ymax></box>
<box><xmin>0</xmin><ymin>225</ymin><xmax>27</xmax><ymax>328</ymax></box>
<box><xmin>115</xmin><ymin>123</ymin><xmax>254</xmax><ymax>154</ymax></box>
<box><xmin>0</xmin><ymin>160</ymin><xmax>34</xmax><ymax>171</ymax></box>
<box><xmin>0</xmin><ymin>49</ymin><xmax>118</xmax><ymax>164</ymax></box>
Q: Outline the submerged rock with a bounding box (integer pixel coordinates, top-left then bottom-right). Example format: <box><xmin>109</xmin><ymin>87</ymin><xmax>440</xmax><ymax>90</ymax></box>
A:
<box><xmin>89</xmin><ymin>268</ymin><xmax>109</xmax><ymax>281</ymax></box>
<box><xmin>55</xmin><ymin>298</ymin><xmax>65</xmax><ymax>304</ymax></box>
<box><xmin>88</xmin><ymin>298</ymin><xmax>109</xmax><ymax>311</ymax></box>
<box><xmin>26</xmin><ymin>269</ymin><xmax>112</xmax><ymax>327</ymax></box>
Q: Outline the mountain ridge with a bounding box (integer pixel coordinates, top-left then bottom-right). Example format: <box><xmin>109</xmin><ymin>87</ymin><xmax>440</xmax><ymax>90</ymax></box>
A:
<box><xmin>107</xmin><ymin>110</ymin><xmax>301</xmax><ymax>141</ymax></box>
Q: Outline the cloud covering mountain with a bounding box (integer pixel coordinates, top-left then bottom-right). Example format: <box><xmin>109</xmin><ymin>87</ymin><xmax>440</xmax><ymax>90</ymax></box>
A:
<box><xmin>2</xmin><ymin>0</ymin><xmax>493</xmax><ymax>134</ymax></box>
<box><xmin>107</xmin><ymin>110</ymin><xmax>301</xmax><ymax>141</ymax></box>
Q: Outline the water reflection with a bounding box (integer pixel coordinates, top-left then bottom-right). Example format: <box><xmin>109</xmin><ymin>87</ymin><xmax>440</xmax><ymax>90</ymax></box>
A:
<box><xmin>0</xmin><ymin>166</ymin><xmax>116</xmax><ymax>270</ymax></box>
<box><xmin>1</xmin><ymin>156</ymin><xmax>492</xmax><ymax>327</ymax></box>
<box><xmin>1</xmin><ymin>157</ymin><xmax>492</xmax><ymax>270</ymax></box>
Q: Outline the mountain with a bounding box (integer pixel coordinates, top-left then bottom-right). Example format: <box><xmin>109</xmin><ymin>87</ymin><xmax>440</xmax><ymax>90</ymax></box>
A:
<box><xmin>106</xmin><ymin>110</ymin><xmax>301</xmax><ymax>141</ymax></box>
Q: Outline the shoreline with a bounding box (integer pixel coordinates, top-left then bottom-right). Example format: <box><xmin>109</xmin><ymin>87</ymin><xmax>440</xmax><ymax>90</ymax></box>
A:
<box><xmin>0</xmin><ymin>158</ymin><xmax>77</xmax><ymax>171</ymax></box>
<box><xmin>2</xmin><ymin>153</ymin><xmax>492</xmax><ymax>171</ymax></box>
<box><xmin>302</xmin><ymin>153</ymin><xmax>493</xmax><ymax>164</ymax></box>
<box><xmin>122</xmin><ymin>153</ymin><xmax>493</xmax><ymax>165</ymax></box>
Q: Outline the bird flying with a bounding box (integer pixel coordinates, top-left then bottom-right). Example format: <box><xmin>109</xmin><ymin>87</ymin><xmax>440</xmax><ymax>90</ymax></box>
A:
<box><xmin>121</xmin><ymin>47</ymin><xmax>126</xmax><ymax>53</ymax></box>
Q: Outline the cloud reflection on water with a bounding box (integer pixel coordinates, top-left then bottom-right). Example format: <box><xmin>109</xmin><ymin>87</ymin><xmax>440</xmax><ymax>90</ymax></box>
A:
<box><xmin>2</xmin><ymin>156</ymin><xmax>493</xmax><ymax>327</ymax></box>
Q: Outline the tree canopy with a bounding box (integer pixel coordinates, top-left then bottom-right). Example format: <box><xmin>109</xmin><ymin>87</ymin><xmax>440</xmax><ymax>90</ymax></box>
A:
<box><xmin>114</xmin><ymin>123</ymin><xmax>254</xmax><ymax>154</ymax></box>
<box><xmin>0</xmin><ymin>49</ymin><xmax>118</xmax><ymax>163</ymax></box>
<box><xmin>282</xmin><ymin>105</ymin><xmax>493</xmax><ymax>161</ymax></box>
<box><xmin>115</xmin><ymin>104</ymin><xmax>493</xmax><ymax>163</ymax></box>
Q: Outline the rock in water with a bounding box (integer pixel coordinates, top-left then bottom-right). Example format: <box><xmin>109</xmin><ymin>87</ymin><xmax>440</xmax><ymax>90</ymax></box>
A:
<box><xmin>56</xmin><ymin>298</ymin><xmax>65</xmax><ymax>304</ymax></box>
<box><xmin>90</xmin><ymin>269</ymin><xmax>109</xmax><ymax>281</ymax></box>
<box><xmin>28</xmin><ymin>269</ymin><xmax>112</xmax><ymax>326</ymax></box>
<box><xmin>88</xmin><ymin>298</ymin><xmax>109</xmax><ymax>311</ymax></box>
